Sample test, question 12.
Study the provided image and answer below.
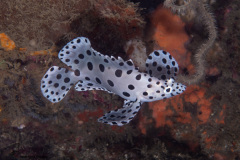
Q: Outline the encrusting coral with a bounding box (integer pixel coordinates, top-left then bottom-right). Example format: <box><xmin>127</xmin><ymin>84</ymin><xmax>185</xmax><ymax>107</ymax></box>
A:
<box><xmin>164</xmin><ymin>0</ymin><xmax>217</xmax><ymax>85</ymax></box>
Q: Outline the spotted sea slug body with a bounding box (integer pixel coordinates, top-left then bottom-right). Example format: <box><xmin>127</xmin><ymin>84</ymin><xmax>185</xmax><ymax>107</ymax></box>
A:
<box><xmin>40</xmin><ymin>37</ymin><xmax>186</xmax><ymax>126</ymax></box>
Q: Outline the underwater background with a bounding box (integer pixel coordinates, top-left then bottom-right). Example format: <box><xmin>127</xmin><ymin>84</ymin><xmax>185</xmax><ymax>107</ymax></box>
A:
<box><xmin>0</xmin><ymin>0</ymin><xmax>240</xmax><ymax>159</ymax></box>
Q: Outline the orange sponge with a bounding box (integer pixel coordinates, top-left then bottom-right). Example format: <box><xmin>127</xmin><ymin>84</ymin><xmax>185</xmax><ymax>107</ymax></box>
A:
<box><xmin>150</xmin><ymin>7</ymin><xmax>193</xmax><ymax>73</ymax></box>
<box><xmin>0</xmin><ymin>33</ymin><xmax>16</xmax><ymax>51</ymax></box>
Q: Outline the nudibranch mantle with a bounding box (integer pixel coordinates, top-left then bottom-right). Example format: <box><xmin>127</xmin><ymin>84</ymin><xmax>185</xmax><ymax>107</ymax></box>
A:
<box><xmin>40</xmin><ymin>37</ymin><xmax>186</xmax><ymax>126</ymax></box>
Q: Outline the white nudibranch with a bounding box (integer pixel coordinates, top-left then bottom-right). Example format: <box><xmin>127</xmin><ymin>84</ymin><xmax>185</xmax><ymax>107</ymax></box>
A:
<box><xmin>40</xmin><ymin>37</ymin><xmax>186</xmax><ymax>126</ymax></box>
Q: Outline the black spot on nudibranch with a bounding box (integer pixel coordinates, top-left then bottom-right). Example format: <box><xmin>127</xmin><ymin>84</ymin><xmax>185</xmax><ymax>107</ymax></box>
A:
<box><xmin>72</xmin><ymin>46</ymin><xmax>76</xmax><ymax>49</ymax></box>
<box><xmin>147</xmin><ymin>84</ymin><xmax>152</xmax><ymax>88</ymax></box>
<box><xmin>54</xmin><ymin>83</ymin><xmax>59</xmax><ymax>88</ymax></box>
<box><xmin>149</xmin><ymin>70</ymin><xmax>152</xmax><ymax>76</ymax></box>
<box><xmin>161</xmin><ymin>75</ymin><xmax>166</xmax><ymax>80</ymax></box>
<box><xmin>157</xmin><ymin>66</ymin><xmax>162</xmax><ymax>72</ymax></box>
<box><xmin>162</xmin><ymin>50</ymin><xmax>167</xmax><ymax>55</ymax></box>
<box><xmin>56</xmin><ymin>74</ymin><xmax>62</xmax><ymax>79</ymax></box>
<box><xmin>115</xmin><ymin>69</ymin><xmax>122</xmax><ymax>77</ymax></box>
<box><xmin>128</xmin><ymin>84</ymin><xmax>135</xmax><ymax>90</ymax></box>
<box><xmin>127</xmin><ymin>70</ymin><xmax>132</xmax><ymax>74</ymax></box>
<box><xmin>65</xmin><ymin>59</ymin><xmax>70</xmax><ymax>62</ymax></box>
<box><xmin>87</xmin><ymin>62</ymin><xmax>93</xmax><ymax>70</ymax></box>
<box><xmin>107</xmin><ymin>80</ymin><xmax>114</xmax><ymax>87</ymax></box>
<box><xmin>99</xmin><ymin>64</ymin><xmax>105</xmax><ymax>72</ymax></box>
<box><xmin>64</xmin><ymin>77</ymin><xmax>70</xmax><ymax>83</ymax></box>
<box><xmin>127</xmin><ymin>109</ymin><xmax>132</xmax><ymax>113</ymax></box>
<box><xmin>119</xmin><ymin>62</ymin><xmax>124</xmax><ymax>66</ymax></box>
<box><xmin>154</xmin><ymin>51</ymin><xmax>159</xmax><ymax>56</ymax></box>
<box><xmin>104</xmin><ymin>59</ymin><xmax>109</xmax><ymax>63</ymax></box>
<box><xmin>78</xmin><ymin>54</ymin><xmax>84</xmax><ymax>59</ymax></box>
<box><xmin>96</xmin><ymin>77</ymin><xmax>101</xmax><ymax>84</ymax></box>
<box><xmin>127</xmin><ymin>61</ymin><xmax>133</xmax><ymax>66</ymax></box>
<box><xmin>74</xmin><ymin>69</ymin><xmax>80</xmax><ymax>76</ymax></box>
<box><xmin>153</xmin><ymin>61</ymin><xmax>157</xmax><ymax>66</ymax></box>
<box><xmin>74</xmin><ymin>59</ymin><xmax>79</xmax><ymax>64</ymax></box>
<box><xmin>123</xmin><ymin>92</ymin><xmax>130</xmax><ymax>97</ymax></box>
<box><xmin>122</xmin><ymin>110</ymin><xmax>126</xmax><ymax>113</ymax></box>
<box><xmin>87</xmin><ymin>50</ymin><xmax>91</xmax><ymax>55</ymax></box>
<box><xmin>136</xmin><ymin>74</ymin><xmax>141</xmax><ymax>80</ymax></box>
<box><xmin>143</xmin><ymin>92</ymin><xmax>148</xmax><ymax>96</ymax></box>
<box><xmin>162</xmin><ymin>58</ymin><xmax>167</xmax><ymax>64</ymax></box>
<box><xmin>174</xmin><ymin>67</ymin><xmax>178</xmax><ymax>72</ymax></box>
<box><xmin>77</xmin><ymin>39</ymin><xmax>81</xmax><ymax>43</ymax></box>
<box><xmin>50</xmin><ymin>67</ymin><xmax>54</xmax><ymax>72</ymax></box>
<box><xmin>44</xmin><ymin>74</ymin><xmax>48</xmax><ymax>78</ymax></box>
<box><xmin>61</xmin><ymin>86</ymin><xmax>66</xmax><ymax>90</ymax></box>
<box><xmin>166</xmin><ymin>88</ymin><xmax>171</xmax><ymax>92</ymax></box>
